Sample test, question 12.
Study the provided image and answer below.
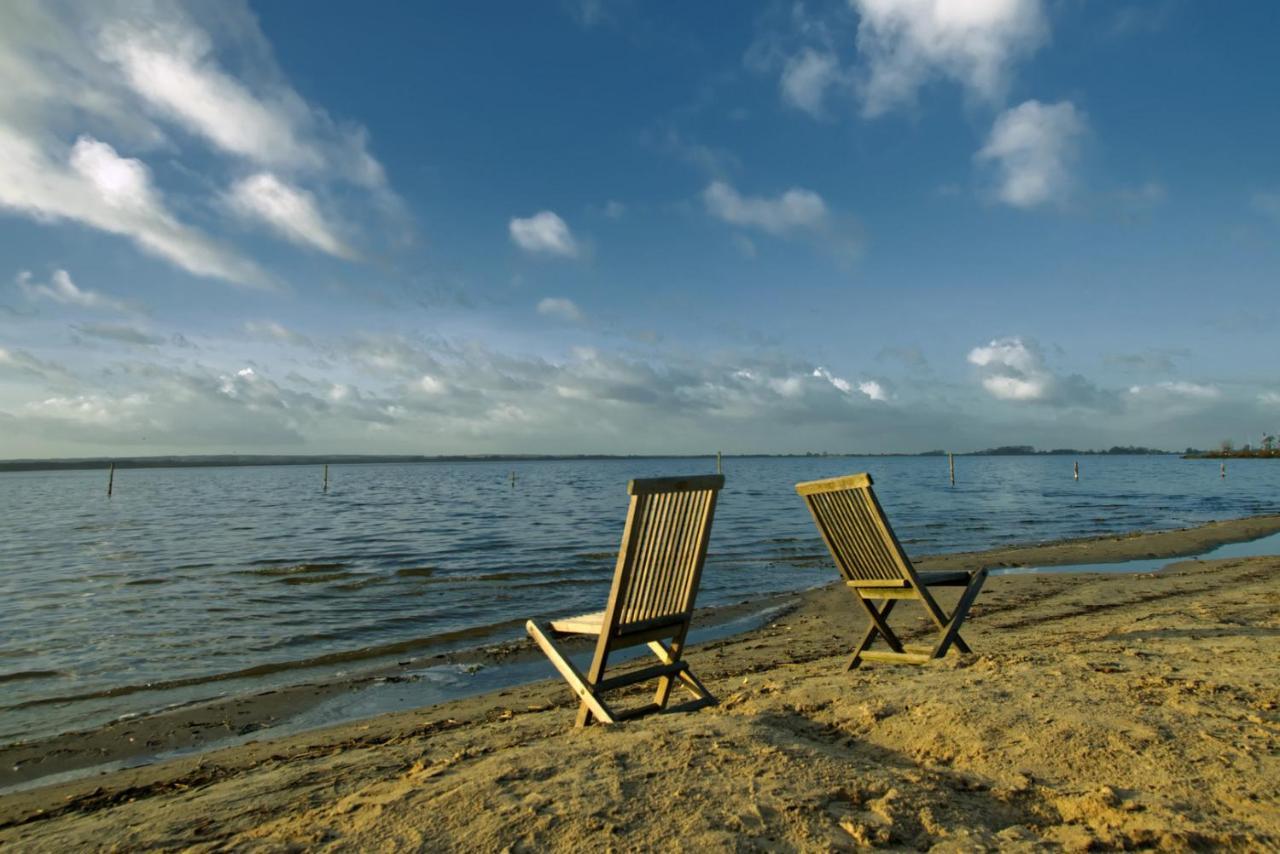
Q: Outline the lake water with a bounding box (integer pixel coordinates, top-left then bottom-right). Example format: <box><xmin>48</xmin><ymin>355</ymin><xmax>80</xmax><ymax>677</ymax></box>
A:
<box><xmin>1</xmin><ymin>455</ymin><xmax>1276</xmax><ymax>744</ymax></box>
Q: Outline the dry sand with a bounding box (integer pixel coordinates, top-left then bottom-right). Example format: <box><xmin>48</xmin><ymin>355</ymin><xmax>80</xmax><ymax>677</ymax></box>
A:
<box><xmin>2</xmin><ymin>521</ymin><xmax>1278</xmax><ymax>851</ymax></box>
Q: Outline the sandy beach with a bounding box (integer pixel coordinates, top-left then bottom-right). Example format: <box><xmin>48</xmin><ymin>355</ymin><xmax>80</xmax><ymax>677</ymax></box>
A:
<box><xmin>2</xmin><ymin>517</ymin><xmax>1278</xmax><ymax>850</ymax></box>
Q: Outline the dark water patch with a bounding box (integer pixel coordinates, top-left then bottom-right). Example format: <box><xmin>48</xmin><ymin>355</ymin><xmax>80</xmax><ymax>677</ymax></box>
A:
<box><xmin>278</xmin><ymin>572</ymin><xmax>353</xmax><ymax>585</ymax></box>
<box><xmin>574</xmin><ymin>551</ymin><xmax>616</xmax><ymax>560</ymax></box>
<box><xmin>333</xmin><ymin>576</ymin><xmax>390</xmax><ymax>592</ymax></box>
<box><xmin>395</xmin><ymin>566</ymin><xmax>436</xmax><ymax>578</ymax></box>
<box><xmin>124</xmin><ymin>577</ymin><xmax>170</xmax><ymax>586</ymax></box>
<box><xmin>0</xmin><ymin>619</ymin><xmax>531</xmax><ymax>714</ymax></box>
<box><xmin>241</xmin><ymin>562</ymin><xmax>349</xmax><ymax>577</ymax></box>
<box><xmin>0</xmin><ymin>670</ymin><xmax>65</xmax><ymax>685</ymax></box>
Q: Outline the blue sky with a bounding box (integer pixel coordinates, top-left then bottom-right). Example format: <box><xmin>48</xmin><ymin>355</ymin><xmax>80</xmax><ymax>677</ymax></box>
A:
<box><xmin>1</xmin><ymin>0</ymin><xmax>1278</xmax><ymax>457</ymax></box>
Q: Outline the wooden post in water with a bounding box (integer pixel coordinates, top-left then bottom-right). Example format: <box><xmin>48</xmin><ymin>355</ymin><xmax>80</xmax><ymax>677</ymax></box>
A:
<box><xmin>948</xmin><ymin>453</ymin><xmax>955</xmax><ymax>486</ymax></box>
<box><xmin>510</xmin><ymin>470</ymin><xmax>516</xmax><ymax>487</ymax></box>
<box><xmin>1221</xmin><ymin>462</ymin><xmax>1226</xmax><ymax>480</ymax></box>
<box><xmin>107</xmin><ymin>462</ymin><xmax>115</xmax><ymax>497</ymax></box>
<box><xmin>323</xmin><ymin>464</ymin><xmax>329</xmax><ymax>493</ymax></box>
<box><xmin>1074</xmin><ymin>460</ymin><xmax>1079</xmax><ymax>481</ymax></box>
<box><xmin>716</xmin><ymin>451</ymin><xmax>722</xmax><ymax>475</ymax></box>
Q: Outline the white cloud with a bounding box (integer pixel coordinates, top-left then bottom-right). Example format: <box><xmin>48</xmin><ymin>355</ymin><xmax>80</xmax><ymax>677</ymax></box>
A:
<box><xmin>0</xmin><ymin>131</ymin><xmax>268</xmax><ymax>286</ymax></box>
<box><xmin>1259</xmin><ymin>391</ymin><xmax>1280</xmax><ymax>406</ymax></box>
<box><xmin>968</xmin><ymin>336</ymin><xmax>1119</xmax><ymax>409</ymax></box>
<box><xmin>858</xmin><ymin>380</ymin><xmax>889</xmax><ymax>402</ymax></box>
<box><xmin>1128</xmin><ymin>381</ymin><xmax>1221</xmax><ymax>400</ymax></box>
<box><xmin>812</xmin><ymin>366</ymin><xmax>852</xmax><ymax>393</ymax></box>
<box><xmin>981</xmin><ymin>374</ymin><xmax>1047</xmax><ymax>400</ymax></box>
<box><xmin>417</xmin><ymin>374</ymin><xmax>447</xmax><ymax>395</ymax></box>
<box><xmin>537</xmin><ymin>297</ymin><xmax>584</xmax><ymax>322</ymax></box>
<box><xmin>97</xmin><ymin>20</ymin><xmax>323</xmax><ymax>173</ymax></box>
<box><xmin>967</xmin><ymin>337</ymin><xmax>1039</xmax><ymax>373</ymax></box>
<box><xmin>703</xmin><ymin>181</ymin><xmax>827</xmax><ymax>235</ymax></box>
<box><xmin>17</xmin><ymin>269</ymin><xmax>128</xmax><ymax>312</ymax></box>
<box><xmin>226</xmin><ymin>173</ymin><xmax>355</xmax><ymax>259</ymax></box>
<box><xmin>781</xmin><ymin>49</ymin><xmax>843</xmax><ymax>117</ymax></box>
<box><xmin>851</xmin><ymin>0</ymin><xmax>1048</xmax><ymax>116</ymax></box>
<box><xmin>814</xmin><ymin>367</ymin><xmax>889</xmax><ymax>401</ymax></box>
<box><xmin>968</xmin><ymin>336</ymin><xmax>1051</xmax><ymax>400</ymax></box>
<box><xmin>0</xmin><ymin>1</ymin><xmax>403</xmax><ymax>275</ymax></box>
<box><xmin>976</xmin><ymin>100</ymin><xmax>1087</xmax><ymax>208</ymax></box>
<box><xmin>509</xmin><ymin>211</ymin><xmax>579</xmax><ymax>258</ymax></box>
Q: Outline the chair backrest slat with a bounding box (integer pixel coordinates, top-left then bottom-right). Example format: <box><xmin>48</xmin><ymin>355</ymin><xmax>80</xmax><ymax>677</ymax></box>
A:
<box><xmin>796</xmin><ymin>473</ymin><xmax>916</xmax><ymax>585</ymax></box>
<box><xmin>610</xmin><ymin>475</ymin><xmax>723</xmax><ymax>632</ymax></box>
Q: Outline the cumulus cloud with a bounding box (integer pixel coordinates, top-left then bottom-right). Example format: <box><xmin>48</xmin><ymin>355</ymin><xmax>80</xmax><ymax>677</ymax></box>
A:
<box><xmin>976</xmin><ymin>100</ymin><xmax>1087</xmax><ymax>208</ymax></box>
<box><xmin>967</xmin><ymin>338</ymin><xmax>1059</xmax><ymax>404</ymax></box>
<box><xmin>781</xmin><ymin>49</ymin><xmax>844</xmax><ymax>117</ymax></box>
<box><xmin>17</xmin><ymin>269</ymin><xmax>128</xmax><ymax>312</ymax></box>
<box><xmin>968</xmin><ymin>337</ymin><xmax>1051</xmax><ymax>401</ymax></box>
<box><xmin>968</xmin><ymin>336</ymin><xmax>1125</xmax><ymax>410</ymax></box>
<box><xmin>857</xmin><ymin>379</ymin><xmax>890</xmax><ymax>402</ymax></box>
<box><xmin>536</xmin><ymin>297</ymin><xmax>584</xmax><ymax>322</ymax></box>
<box><xmin>225</xmin><ymin>173</ymin><xmax>355</xmax><ymax>258</ymax></box>
<box><xmin>812</xmin><ymin>366</ymin><xmax>888</xmax><ymax>401</ymax></box>
<box><xmin>0</xmin><ymin>132</ymin><xmax>269</xmax><ymax>286</ymax></box>
<box><xmin>1260</xmin><ymin>391</ymin><xmax>1280</xmax><ymax>406</ymax></box>
<box><xmin>851</xmin><ymin>0</ymin><xmax>1048</xmax><ymax>116</ymax></box>
<box><xmin>703</xmin><ymin>181</ymin><xmax>827</xmax><ymax>235</ymax></box>
<box><xmin>509</xmin><ymin>211</ymin><xmax>579</xmax><ymax>257</ymax></box>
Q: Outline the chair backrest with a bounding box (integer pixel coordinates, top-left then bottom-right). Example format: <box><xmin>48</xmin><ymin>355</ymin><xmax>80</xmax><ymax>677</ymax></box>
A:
<box><xmin>605</xmin><ymin>474</ymin><xmax>724</xmax><ymax>633</ymax></box>
<box><xmin>795</xmin><ymin>473</ymin><xmax>919</xmax><ymax>586</ymax></box>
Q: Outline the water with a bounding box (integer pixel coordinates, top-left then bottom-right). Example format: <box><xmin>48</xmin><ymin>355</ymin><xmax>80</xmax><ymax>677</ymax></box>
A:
<box><xmin>1</xmin><ymin>455</ymin><xmax>1276</xmax><ymax>744</ymax></box>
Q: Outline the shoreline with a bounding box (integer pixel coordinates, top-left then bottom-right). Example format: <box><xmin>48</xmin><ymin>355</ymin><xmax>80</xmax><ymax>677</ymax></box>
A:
<box><xmin>2</xmin><ymin>512</ymin><xmax>1279</xmax><ymax>797</ymax></box>
<box><xmin>2</xmin><ymin>540</ymin><xmax>1276</xmax><ymax>847</ymax></box>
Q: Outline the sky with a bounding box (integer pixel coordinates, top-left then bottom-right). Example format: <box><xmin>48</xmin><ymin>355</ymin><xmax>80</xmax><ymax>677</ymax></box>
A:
<box><xmin>1</xmin><ymin>0</ymin><xmax>1278</xmax><ymax>458</ymax></box>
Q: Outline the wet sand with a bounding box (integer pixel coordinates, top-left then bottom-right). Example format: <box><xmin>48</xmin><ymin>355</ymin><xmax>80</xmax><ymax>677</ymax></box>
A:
<box><xmin>2</xmin><ymin>516</ymin><xmax>1279</xmax><ymax>850</ymax></box>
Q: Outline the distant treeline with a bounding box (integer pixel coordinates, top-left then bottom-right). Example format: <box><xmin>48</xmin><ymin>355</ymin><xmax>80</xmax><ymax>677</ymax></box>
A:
<box><xmin>1184</xmin><ymin>449</ymin><xmax>1280</xmax><ymax>459</ymax></box>
<box><xmin>1</xmin><ymin>447</ymin><xmax>1183</xmax><ymax>473</ymax></box>
<box><xmin>0</xmin><ymin>454</ymin><xmax>713</xmax><ymax>473</ymax></box>
<box><xmin>963</xmin><ymin>445</ymin><xmax>1173</xmax><ymax>456</ymax></box>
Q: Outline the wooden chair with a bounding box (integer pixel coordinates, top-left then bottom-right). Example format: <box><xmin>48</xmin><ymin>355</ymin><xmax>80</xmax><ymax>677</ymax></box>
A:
<box><xmin>526</xmin><ymin>474</ymin><xmax>724</xmax><ymax>726</ymax></box>
<box><xmin>795</xmin><ymin>473</ymin><xmax>987</xmax><ymax>668</ymax></box>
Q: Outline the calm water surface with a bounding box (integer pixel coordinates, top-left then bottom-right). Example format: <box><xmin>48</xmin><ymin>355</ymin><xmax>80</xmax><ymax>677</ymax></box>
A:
<box><xmin>1</xmin><ymin>455</ymin><xmax>1276</xmax><ymax>743</ymax></box>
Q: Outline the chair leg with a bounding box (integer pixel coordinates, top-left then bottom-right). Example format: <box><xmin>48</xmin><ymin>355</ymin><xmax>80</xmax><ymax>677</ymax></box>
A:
<box><xmin>648</xmin><ymin>640</ymin><xmax>715</xmax><ymax>708</ymax></box>
<box><xmin>928</xmin><ymin>570</ymin><xmax>987</xmax><ymax>659</ymax></box>
<box><xmin>526</xmin><ymin>620</ymin><xmax>616</xmax><ymax>725</ymax></box>
<box><xmin>849</xmin><ymin>598</ymin><xmax>901</xmax><ymax>670</ymax></box>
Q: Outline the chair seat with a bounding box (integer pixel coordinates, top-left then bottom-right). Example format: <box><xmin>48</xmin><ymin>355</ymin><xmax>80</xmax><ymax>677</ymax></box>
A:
<box><xmin>550</xmin><ymin>611</ymin><xmax>605</xmax><ymax>635</ymax></box>
<box><xmin>915</xmin><ymin>570</ymin><xmax>972</xmax><ymax>586</ymax></box>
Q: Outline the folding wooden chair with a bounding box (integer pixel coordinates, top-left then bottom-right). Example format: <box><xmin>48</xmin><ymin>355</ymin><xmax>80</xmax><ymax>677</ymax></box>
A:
<box><xmin>526</xmin><ymin>474</ymin><xmax>724</xmax><ymax>726</ymax></box>
<box><xmin>795</xmin><ymin>473</ymin><xmax>987</xmax><ymax>668</ymax></box>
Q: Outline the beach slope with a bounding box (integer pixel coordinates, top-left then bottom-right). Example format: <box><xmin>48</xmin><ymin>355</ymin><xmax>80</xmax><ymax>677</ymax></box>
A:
<box><xmin>2</xmin><ymin>553</ymin><xmax>1278</xmax><ymax>850</ymax></box>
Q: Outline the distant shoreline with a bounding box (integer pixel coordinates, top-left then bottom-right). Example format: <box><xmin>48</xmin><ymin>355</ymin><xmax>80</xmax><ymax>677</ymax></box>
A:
<box><xmin>0</xmin><ymin>449</ymin><xmax>1179</xmax><ymax>473</ymax></box>
<box><xmin>1183</xmin><ymin>450</ymin><xmax>1279</xmax><ymax>460</ymax></box>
